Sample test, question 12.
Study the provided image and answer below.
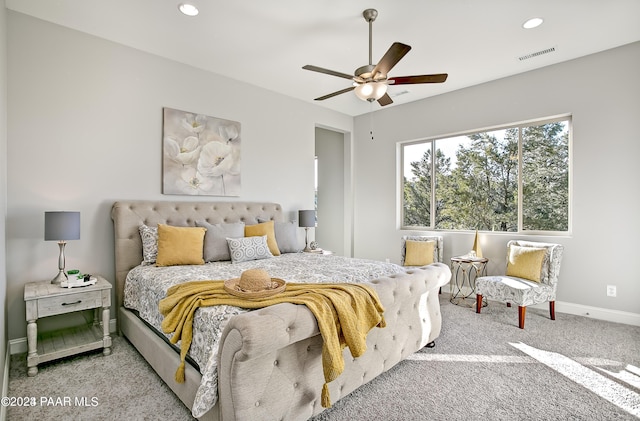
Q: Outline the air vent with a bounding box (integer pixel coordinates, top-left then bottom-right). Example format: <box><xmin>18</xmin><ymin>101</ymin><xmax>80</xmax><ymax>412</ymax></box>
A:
<box><xmin>390</xmin><ymin>90</ymin><xmax>410</xmax><ymax>98</ymax></box>
<box><xmin>518</xmin><ymin>46</ymin><xmax>556</xmax><ymax>61</ymax></box>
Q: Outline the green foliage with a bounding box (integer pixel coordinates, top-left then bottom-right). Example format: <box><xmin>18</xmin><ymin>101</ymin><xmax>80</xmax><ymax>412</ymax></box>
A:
<box><xmin>522</xmin><ymin>123</ymin><xmax>569</xmax><ymax>231</ymax></box>
<box><xmin>403</xmin><ymin>121</ymin><xmax>569</xmax><ymax>232</ymax></box>
<box><xmin>403</xmin><ymin>147</ymin><xmax>432</xmax><ymax>227</ymax></box>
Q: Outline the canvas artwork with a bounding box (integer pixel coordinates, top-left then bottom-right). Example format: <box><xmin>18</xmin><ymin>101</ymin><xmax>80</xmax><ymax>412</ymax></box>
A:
<box><xmin>162</xmin><ymin>107</ymin><xmax>241</xmax><ymax>196</ymax></box>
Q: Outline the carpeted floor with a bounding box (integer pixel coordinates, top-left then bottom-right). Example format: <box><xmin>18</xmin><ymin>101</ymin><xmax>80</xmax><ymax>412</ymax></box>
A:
<box><xmin>8</xmin><ymin>294</ymin><xmax>640</xmax><ymax>420</ymax></box>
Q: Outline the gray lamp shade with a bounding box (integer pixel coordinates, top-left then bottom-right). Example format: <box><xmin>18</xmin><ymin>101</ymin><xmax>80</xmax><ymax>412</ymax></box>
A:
<box><xmin>298</xmin><ymin>210</ymin><xmax>316</xmax><ymax>228</ymax></box>
<box><xmin>44</xmin><ymin>211</ymin><xmax>81</xmax><ymax>241</ymax></box>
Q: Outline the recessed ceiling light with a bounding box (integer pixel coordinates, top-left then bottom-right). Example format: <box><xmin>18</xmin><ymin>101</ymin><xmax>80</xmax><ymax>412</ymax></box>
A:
<box><xmin>523</xmin><ymin>17</ymin><xmax>543</xmax><ymax>29</ymax></box>
<box><xmin>178</xmin><ymin>3</ymin><xmax>199</xmax><ymax>17</ymax></box>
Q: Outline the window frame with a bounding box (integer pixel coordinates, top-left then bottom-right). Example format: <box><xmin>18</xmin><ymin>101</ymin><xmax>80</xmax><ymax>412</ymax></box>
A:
<box><xmin>399</xmin><ymin>115</ymin><xmax>572</xmax><ymax>235</ymax></box>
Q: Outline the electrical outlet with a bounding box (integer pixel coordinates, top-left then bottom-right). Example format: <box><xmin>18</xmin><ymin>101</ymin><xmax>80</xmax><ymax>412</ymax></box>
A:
<box><xmin>606</xmin><ymin>285</ymin><xmax>617</xmax><ymax>297</ymax></box>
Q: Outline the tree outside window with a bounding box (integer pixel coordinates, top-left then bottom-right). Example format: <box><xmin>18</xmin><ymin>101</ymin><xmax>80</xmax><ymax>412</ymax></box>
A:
<box><xmin>522</xmin><ymin>123</ymin><xmax>569</xmax><ymax>231</ymax></box>
<box><xmin>402</xmin><ymin>118</ymin><xmax>569</xmax><ymax>233</ymax></box>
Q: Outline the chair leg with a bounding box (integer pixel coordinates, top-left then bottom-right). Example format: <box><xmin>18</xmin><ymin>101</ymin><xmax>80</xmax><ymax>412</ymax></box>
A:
<box><xmin>549</xmin><ymin>301</ymin><xmax>556</xmax><ymax>320</ymax></box>
<box><xmin>476</xmin><ymin>294</ymin><xmax>483</xmax><ymax>313</ymax></box>
<box><xmin>518</xmin><ymin>306</ymin><xmax>526</xmax><ymax>329</ymax></box>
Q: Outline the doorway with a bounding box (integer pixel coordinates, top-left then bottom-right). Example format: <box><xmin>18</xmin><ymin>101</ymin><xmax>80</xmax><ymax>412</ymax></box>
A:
<box><xmin>314</xmin><ymin>127</ymin><xmax>351</xmax><ymax>256</ymax></box>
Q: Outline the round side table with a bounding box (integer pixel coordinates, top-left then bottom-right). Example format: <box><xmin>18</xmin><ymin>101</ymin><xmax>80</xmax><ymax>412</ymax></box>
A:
<box><xmin>449</xmin><ymin>256</ymin><xmax>488</xmax><ymax>307</ymax></box>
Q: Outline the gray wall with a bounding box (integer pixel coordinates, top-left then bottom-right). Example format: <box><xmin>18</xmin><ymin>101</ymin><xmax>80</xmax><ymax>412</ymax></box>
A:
<box><xmin>5</xmin><ymin>12</ymin><xmax>352</xmax><ymax>340</ymax></box>
<box><xmin>315</xmin><ymin>127</ymin><xmax>345</xmax><ymax>255</ymax></box>
<box><xmin>353</xmin><ymin>42</ymin><xmax>640</xmax><ymax>319</ymax></box>
<box><xmin>1</xmin><ymin>0</ymin><xmax>8</xmax><ymax>391</ymax></box>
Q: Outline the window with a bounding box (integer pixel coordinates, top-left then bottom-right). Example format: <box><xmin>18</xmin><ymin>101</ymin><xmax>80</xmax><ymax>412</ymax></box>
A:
<box><xmin>401</xmin><ymin>117</ymin><xmax>570</xmax><ymax>233</ymax></box>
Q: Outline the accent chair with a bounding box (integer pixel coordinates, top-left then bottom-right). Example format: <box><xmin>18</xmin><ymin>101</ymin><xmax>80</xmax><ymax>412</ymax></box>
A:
<box><xmin>475</xmin><ymin>240</ymin><xmax>564</xmax><ymax>329</ymax></box>
<box><xmin>401</xmin><ymin>235</ymin><xmax>445</xmax><ymax>296</ymax></box>
<box><xmin>401</xmin><ymin>235</ymin><xmax>444</xmax><ymax>266</ymax></box>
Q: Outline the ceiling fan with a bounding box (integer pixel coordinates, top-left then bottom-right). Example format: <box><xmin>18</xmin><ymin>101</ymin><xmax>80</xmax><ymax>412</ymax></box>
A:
<box><xmin>303</xmin><ymin>8</ymin><xmax>448</xmax><ymax>106</ymax></box>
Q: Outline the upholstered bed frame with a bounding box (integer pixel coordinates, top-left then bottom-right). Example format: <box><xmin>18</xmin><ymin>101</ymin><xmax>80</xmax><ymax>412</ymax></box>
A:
<box><xmin>111</xmin><ymin>200</ymin><xmax>451</xmax><ymax>421</ymax></box>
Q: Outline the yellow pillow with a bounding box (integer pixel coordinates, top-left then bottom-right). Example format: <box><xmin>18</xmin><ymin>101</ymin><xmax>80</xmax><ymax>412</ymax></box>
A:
<box><xmin>404</xmin><ymin>240</ymin><xmax>435</xmax><ymax>266</ymax></box>
<box><xmin>506</xmin><ymin>245</ymin><xmax>546</xmax><ymax>282</ymax></box>
<box><xmin>156</xmin><ymin>224</ymin><xmax>206</xmax><ymax>266</ymax></box>
<box><xmin>245</xmin><ymin>220</ymin><xmax>280</xmax><ymax>256</ymax></box>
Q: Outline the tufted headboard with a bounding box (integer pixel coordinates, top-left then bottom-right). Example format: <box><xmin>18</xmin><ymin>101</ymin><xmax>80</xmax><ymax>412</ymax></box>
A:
<box><xmin>110</xmin><ymin>200</ymin><xmax>284</xmax><ymax>309</ymax></box>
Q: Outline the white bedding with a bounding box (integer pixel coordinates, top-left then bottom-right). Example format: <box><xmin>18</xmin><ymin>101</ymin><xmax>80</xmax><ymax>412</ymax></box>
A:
<box><xmin>123</xmin><ymin>252</ymin><xmax>405</xmax><ymax>417</ymax></box>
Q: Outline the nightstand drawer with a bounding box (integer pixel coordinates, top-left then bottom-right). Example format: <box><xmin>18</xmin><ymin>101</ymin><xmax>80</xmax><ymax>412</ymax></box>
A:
<box><xmin>36</xmin><ymin>290</ymin><xmax>103</xmax><ymax>318</ymax></box>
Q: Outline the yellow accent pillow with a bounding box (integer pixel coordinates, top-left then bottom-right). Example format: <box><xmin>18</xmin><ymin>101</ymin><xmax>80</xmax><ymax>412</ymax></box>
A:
<box><xmin>506</xmin><ymin>245</ymin><xmax>546</xmax><ymax>282</ymax></box>
<box><xmin>156</xmin><ymin>224</ymin><xmax>206</xmax><ymax>266</ymax></box>
<box><xmin>245</xmin><ymin>220</ymin><xmax>280</xmax><ymax>256</ymax></box>
<box><xmin>404</xmin><ymin>240</ymin><xmax>435</xmax><ymax>266</ymax></box>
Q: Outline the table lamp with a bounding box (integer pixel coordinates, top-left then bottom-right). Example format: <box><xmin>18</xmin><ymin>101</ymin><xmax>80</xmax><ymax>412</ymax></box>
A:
<box><xmin>472</xmin><ymin>229</ymin><xmax>483</xmax><ymax>258</ymax></box>
<box><xmin>298</xmin><ymin>210</ymin><xmax>316</xmax><ymax>252</ymax></box>
<box><xmin>45</xmin><ymin>211</ymin><xmax>81</xmax><ymax>284</ymax></box>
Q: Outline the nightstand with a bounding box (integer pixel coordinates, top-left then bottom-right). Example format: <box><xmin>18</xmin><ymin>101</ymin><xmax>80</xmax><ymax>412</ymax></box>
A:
<box><xmin>24</xmin><ymin>275</ymin><xmax>112</xmax><ymax>376</ymax></box>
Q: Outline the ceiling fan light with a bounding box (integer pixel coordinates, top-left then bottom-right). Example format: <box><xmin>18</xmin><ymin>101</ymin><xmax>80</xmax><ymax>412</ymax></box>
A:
<box><xmin>354</xmin><ymin>82</ymin><xmax>388</xmax><ymax>102</ymax></box>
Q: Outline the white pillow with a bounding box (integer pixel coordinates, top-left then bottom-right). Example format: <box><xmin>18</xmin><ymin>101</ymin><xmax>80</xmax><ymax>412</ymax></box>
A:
<box><xmin>226</xmin><ymin>235</ymin><xmax>274</xmax><ymax>263</ymax></box>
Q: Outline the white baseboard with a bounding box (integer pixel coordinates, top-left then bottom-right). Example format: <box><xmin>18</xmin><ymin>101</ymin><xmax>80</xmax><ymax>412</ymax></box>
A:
<box><xmin>548</xmin><ymin>301</ymin><xmax>640</xmax><ymax>327</ymax></box>
<box><xmin>526</xmin><ymin>300</ymin><xmax>640</xmax><ymax>326</ymax></box>
<box><xmin>9</xmin><ymin>318</ymin><xmax>117</xmax><ymax>355</ymax></box>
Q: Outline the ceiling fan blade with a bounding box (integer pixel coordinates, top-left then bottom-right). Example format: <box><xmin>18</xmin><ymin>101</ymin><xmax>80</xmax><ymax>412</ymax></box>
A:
<box><xmin>371</xmin><ymin>42</ymin><xmax>411</xmax><ymax>78</ymax></box>
<box><xmin>389</xmin><ymin>74</ymin><xmax>448</xmax><ymax>85</ymax></box>
<box><xmin>377</xmin><ymin>93</ymin><xmax>393</xmax><ymax>106</ymax></box>
<box><xmin>303</xmin><ymin>65</ymin><xmax>354</xmax><ymax>80</ymax></box>
<box><xmin>314</xmin><ymin>86</ymin><xmax>355</xmax><ymax>101</ymax></box>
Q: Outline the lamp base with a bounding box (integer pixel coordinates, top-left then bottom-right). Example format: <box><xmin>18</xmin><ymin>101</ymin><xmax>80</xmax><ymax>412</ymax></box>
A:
<box><xmin>51</xmin><ymin>270</ymin><xmax>68</xmax><ymax>285</ymax></box>
<box><xmin>303</xmin><ymin>227</ymin><xmax>311</xmax><ymax>252</ymax></box>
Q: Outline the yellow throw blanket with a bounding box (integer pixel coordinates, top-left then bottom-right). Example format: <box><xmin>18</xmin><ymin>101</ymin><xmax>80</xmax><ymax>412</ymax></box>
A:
<box><xmin>159</xmin><ymin>280</ymin><xmax>386</xmax><ymax>408</ymax></box>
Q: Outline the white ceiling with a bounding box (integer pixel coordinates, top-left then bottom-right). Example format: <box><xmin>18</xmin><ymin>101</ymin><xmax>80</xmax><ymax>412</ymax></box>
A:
<box><xmin>6</xmin><ymin>0</ymin><xmax>640</xmax><ymax>116</ymax></box>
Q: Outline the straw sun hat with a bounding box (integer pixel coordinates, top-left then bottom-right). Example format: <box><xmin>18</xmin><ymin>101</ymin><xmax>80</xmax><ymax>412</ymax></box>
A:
<box><xmin>224</xmin><ymin>268</ymin><xmax>286</xmax><ymax>299</ymax></box>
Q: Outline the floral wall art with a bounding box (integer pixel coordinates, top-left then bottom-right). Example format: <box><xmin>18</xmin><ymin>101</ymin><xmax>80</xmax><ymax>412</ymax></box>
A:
<box><xmin>162</xmin><ymin>107</ymin><xmax>241</xmax><ymax>196</ymax></box>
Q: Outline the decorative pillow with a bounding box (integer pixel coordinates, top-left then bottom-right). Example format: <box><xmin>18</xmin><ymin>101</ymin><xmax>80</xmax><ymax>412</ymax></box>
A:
<box><xmin>404</xmin><ymin>240</ymin><xmax>435</xmax><ymax>266</ymax></box>
<box><xmin>196</xmin><ymin>221</ymin><xmax>245</xmax><ymax>262</ymax></box>
<box><xmin>258</xmin><ymin>218</ymin><xmax>300</xmax><ymax>254</ymax></box>
<box><xmin>245</xmin><ymin>220</ymin><xmax>280</xmax><ymax>256</ymax></box>
<box><xmin>506</xmin><ymin>245</ymin><xmax>547</xmax><ymax>282</ymax></box>
<box><xmin>138</xmin><ymin>224</ymin><xmax>158</xmax><ymax>265</ymax></box>
<box><xmin>226</xmin><ymin>235</ymin><xmax>274</xmax><ymax>264</ymax></box>
<box><xmin>156</xmin><ymin>224</ymin><xmax>206</xmax><ymax>267</ymax></box>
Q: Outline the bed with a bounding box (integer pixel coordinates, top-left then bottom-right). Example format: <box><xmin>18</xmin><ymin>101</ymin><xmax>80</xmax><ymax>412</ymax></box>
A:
<box><xmin>111</xmin><ymin>200</ymin><xmax>451</xmax><ymax>421</ymax></box>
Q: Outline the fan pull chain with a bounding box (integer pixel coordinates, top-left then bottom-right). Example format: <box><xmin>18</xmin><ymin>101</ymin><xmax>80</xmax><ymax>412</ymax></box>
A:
<box><xmin>369</xmin><ymin>102</ymin><xmax>375</xmax><ymax>141</ymax></box>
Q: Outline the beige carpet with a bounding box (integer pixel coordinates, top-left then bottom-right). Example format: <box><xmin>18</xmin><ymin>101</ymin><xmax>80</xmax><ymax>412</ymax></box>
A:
<box><xmin>8</xmin><ymin>295</ymin><xmax>640</xmax><ymax>420</ymax></box>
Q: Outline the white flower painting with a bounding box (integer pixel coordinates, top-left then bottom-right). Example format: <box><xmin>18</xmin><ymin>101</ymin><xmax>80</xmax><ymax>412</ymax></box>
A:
<box><xmin>162</xmin><ymin>107</ymin><xmax>241</xmax><ymax>196</ymax></box>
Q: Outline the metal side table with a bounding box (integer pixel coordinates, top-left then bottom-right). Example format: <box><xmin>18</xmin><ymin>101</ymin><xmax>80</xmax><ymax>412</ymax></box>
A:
<box><xmin>449</xmin><ymin>256</ymin><xmax>488</xmax><ymax>307</ymax></box>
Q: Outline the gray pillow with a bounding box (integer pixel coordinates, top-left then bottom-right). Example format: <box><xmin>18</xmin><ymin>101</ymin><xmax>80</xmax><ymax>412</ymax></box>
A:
<box><xmin>258</xmin><ymin>218</ymin><xmax>301</xmax><ymax>254</ymax></box>
<box><xmin>226</xmin><ymin>235</ymin><xmax>273</xmax><ymax>263</ymax></box>
<box><xmin>196</xmin><ymin>221</ymin><xmax>245</xmax><ymax>262</ymax></box>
